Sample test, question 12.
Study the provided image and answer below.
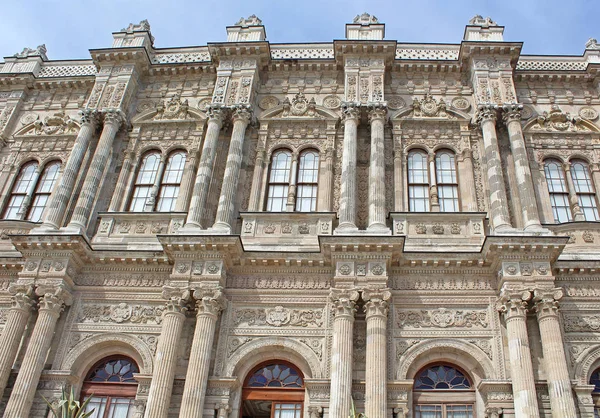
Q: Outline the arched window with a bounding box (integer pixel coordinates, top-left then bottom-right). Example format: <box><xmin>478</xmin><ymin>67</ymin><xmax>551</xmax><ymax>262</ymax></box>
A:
<box><xmin>435</xmin><ymin>150</ymin><xmax>459</xmax><ymax>212</ymax></box>
<box><xmin>129</xmin><ymin>152</ymin><xmax>161</xmax><ymax>212</ymax></box>
<box><xmin>571</xmin><ymin>160</ymin><xmax>599</xmax><ymax>221</ymax></box>
<box><xmin>266</xmin><ymin>150</ymin><xmax>293</xmax><ymax>212</ymax></box>
<box><xmin>82</xmin><ymin>357</ymin><xmax>139</xmax><ymax>417</ymax></box>
<box><xmin>156</xmin><ymin>151</ymin><xmax>186</xmax><ymax>212</ymax></box>
<box><xmin>242</xmin><ymin>362</ymin><xmax>305</xmax><ymax>418</ymax></box>
<box><xmin>296</xmin><ymin>150</ymin><xmax>319</xmax><ymax>212</ymax></box>
<box><xmin>3</xmin><ymin>162</ymin><xmax>39</xmax><ymax>220</ymax></box>
<box><xmin>544</xmin><ymin>160</ymin><xmax>572</xmax><ymax>223</ymax></box>
<box><xmin>27</xmin><ymin>161</ymin><xmax>61</xmax><ymax>222</ymax></box>
<box><xmin>413</xmin><ymin>364</ymin><xmax>474</xmax><ymax>418</ymax></box>
<box><xmin>408</xmin><ymin>150</ymin><xmax>430</xmax><ymax>212</ymax></box>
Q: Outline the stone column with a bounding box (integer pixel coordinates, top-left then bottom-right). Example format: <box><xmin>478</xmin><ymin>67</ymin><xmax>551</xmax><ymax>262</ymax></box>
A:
<box><xmin>184</xmin><ymin>107</ymin><xmax>225</xmax><ymax>228</ymax></box>
<box><xmin>248</xmin><ymin>146</ymin><xmax>266</xmax><ymax>211</ymax></box>
<box><xmin>563</xmin><ymin>162</ymin><xmax>585</xmax><ymax>221</ymax></box>
<box><xmin>144</xmin><ymin>290</ymin><xmax>189</xmax><ymax>418</ymax></box>
<box><xmin>65</xmin><ymin>109</ymin><xmax>124</xmax><ymax>234</ymax></box>
<box><xmin>428</xmin><ymin>153</ymin><xmax>440</xmax><ymax>212</ymax></box>
<box><xmin>367</xmin><ymin>104</ymin><xmax>388</xmax><ymax>232</ymax></box>
<box><xmin>179</xmin><ymin>287</ymin><xmax>226</xmax><ymax>417</ymax></box>
<box><xmin>533</xmin><ymin>288</ymin><xmax>577</xmax><ymax>418</ymax></box>
<box><xmin>393</xmin><ymin>142</ymin><xmax>404</xmax><ymax>211</ymax></box>
<box><xmin>477</xmin><ymin>105</ymin><xmax>512</xmax><ymax>231</ymax></box>
<box><xmin>318</xmin><ymin>146</ymin><xmax>334</xmax><ymax>211</ymax></box>
<box><xmin>216</xmin><ymin>403</ymin><xmax>232</xmax><ymax>418</ymax></box>
<box><xmin>144</xmin><ymin>155</ymin><xmax>167</xmax><ymax>212</ymax></box>
<box><xmin>0</xmin><ymin>286</ymin><xmax>34</xmax><ymax>398</ymax></box>
<box><xmin>211</xmin><ymin>106</ymin><xmax>252</xmax><ymax>233</ymax></box>
<box><xmin>337</xmin><ymin>104</ymin><xmax>360</xmax><ymax>232</ymax></box>
<box><xmin>457</xmin><ymin>148</ymin><xmax>478</xmax><ymax>212</ymax></box>
<box><xmin>328</xmin><ymin>288</ymin><xmax>359</xmax><ymax>418</ymax></box>
<box><xmin>174</xmin><ymin>150</ymin><xmax>198</xmax><ymax>212</ymax></box>
<box><xmin>36</xmin><ymin>109</ymin><xmax>98</xmax><ymax>230</ymax></box>
<box><xmin>3</xmin><ymin>288</ymin><xmax>72</xmax><ymax>418</ymax></box>
<box><xmin>286</xmin><ymin>158</ymin><xmax>299</xmax><ymax>211</ymax></box>
<box><xmin>497</xmin><ymin>288</ymin><xmax>539</xmax><ymax>418</ymax></box>
<box><xmin>502</xmin><ymin>105</ymin><xmax>543</xmax><ymax>230</ymax></box>
<box><xmin>363</xmin><ymin>288</ymin><xmax>391</xmax><ymax>418</ymax></box>
<box><xmin>108</xmin><ymin>150</ymin><xmax>135</xmax><ymax>212</ymax></box>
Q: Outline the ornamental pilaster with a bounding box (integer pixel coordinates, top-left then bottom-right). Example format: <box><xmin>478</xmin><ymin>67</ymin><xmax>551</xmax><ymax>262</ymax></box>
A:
<box><xmin>336</xmin><ymin>103</ymin><xmax>360</xmax><ymax>233</ymax></box>
<box><xmin>367</xmin><ymin>104</ymin><xmax>390</xmax><ymax>233</ymax></box>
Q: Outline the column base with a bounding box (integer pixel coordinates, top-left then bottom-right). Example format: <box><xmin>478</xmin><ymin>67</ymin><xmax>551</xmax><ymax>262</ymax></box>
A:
<box><xmin>366</xmin><ymin>224</ymin><xmax>392</xmax><ymax>235</ymax></box>
<box><xmin>206</xmin><ymin>222</ymin><xmax>233</xmax><ymax>235</ymax></box>
<box><xmin>523</xmin><ymin>223</ymin><xmax>552</xmax><ymax>235</ymax></box>
<box><xmin>334</xmin><ymin>223</ymin><xmax>359</xmax><ymax>235</ymax></box>
<box><xmin>178</xmin><ymin>222</ymin><xmax>206</xmax><ymax>234</ymax></box>
<box><xmin>56</xmin><ymin>224</ymin><xmax>87</xmax><ymax>236</ymax></box>
<box><xmin>29</xmin><ymin>223</ymin><xmax>60</xmax><ymax>234</ymax></box>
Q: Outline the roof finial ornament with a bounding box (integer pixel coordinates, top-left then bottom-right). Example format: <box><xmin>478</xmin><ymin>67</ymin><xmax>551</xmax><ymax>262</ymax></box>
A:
<box><xmin>353</xmin><ymin>13</ymin><xmax>379</xmax><ymax>25</ymax></box>
<box><xmin>13</xmin><ymin>44</ymin><xmax>48</xmax><ymax>60</ymax></box>
<box><xmin>586</xmin><ymin>38</ymin><xmax>600</xmax><ymax>50</ymax></box>
<box><xmin>469</xmin><ymin>15</ymin><xmax>498</xmax><ymax>27</ymax></box>
<box><xmin>234</xmin><ymin>15</ymin><xmax>263</xmax><ymax>27</ymax></box>
<box><xmin>121</xmin><ymin>19</ymin><xmax>151</xmax><ymax>33</ymax></box>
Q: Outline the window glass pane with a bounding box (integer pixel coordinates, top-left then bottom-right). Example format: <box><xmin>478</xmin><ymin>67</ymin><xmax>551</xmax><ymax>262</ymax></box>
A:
<box><xmin>84</xmin><ymin>396</ymin><xmax>107</xmax><ymax>418</ymax></box>
<box><xmin>246</xmin><ymin>364</ymin><xmax>303</xmax><ymax>388</ymax></box>
<box><xmin>269</xmin><ymin>151</ymin><xmax>292</xmax><ymax>183</ymax></box>
<box><xmin>298</xmin><ymin>151</ymin><xmax>319</xmax><ymax>183</ymax></box>
<box><xmin>267</xmin><ymin>185</ymin><xmax>289</xmax><ymax>212</ymax></box>
<box><xmin>35</xmin><ymin>162</ymin><xmax>60</xmax><ymax>193</ymax></box>
<box><xmin>446</xmin><ymin>405</ymin><xmax>473</xmax><ymax>418</ymax></box>
<box><xmin>439</xmin><ymin>185</ymin><xmax>459</xmax><ymax>212</ymax></box>
<box><xmin>409</xmin><ymin>185</ymin><xmax>429</xmax><ymax>212</ymax></box>
<box><xmin>414</xmin><ymin>405</ymin><xmax>442</xmax><ymax>418</ymax></box>
<box><xmin>107</xmin><ymin>397</ymin><xmax>134</xmax><ymax>418</ymax></box>
<box><xmin>296</xmin><ymin>185</ymin><xmax>317</xmax><ymax>212</ymax></box>
<box><xmin>14</xmin><ymin>163</ymin><xmax>39</xmax><ymax>194</ymax></box>
<box><xmin>162</xmin><ymin>152</ymin><xmax>186</xmax><ymax>184</ymax></box>
<box><xmin>27</xmin><ymin>195</ymin><xmax>48</xmax><ymax>222</ymax></box>
<box><xmin>129</xmin><ymin>186</ymin><xmax>152</xmax><ymax>212</ymax></box>
<box><xmin>136</xmin><ymin>153</ymin><xmax>160</xmax><ymax>185</ymax></box>
<box><xmin>544</xmin><ymin>161</ymin><xmax>572</xmax><ymax>222</ymax></box>
<box><xmin>415</xmin><ymin>365</ymin><xmax>471</xmax><ymax>390</ymax></box>
<box><xmin>4</xmin><ymin>195</ymin><xmax>24</xmax><ymax>220</ymax></box>
<box><xmin>408</xmin><ymin>151</ymin><xmax>428</xmax><ymax>184</ymax></box>
<box><xmin>571</xmin><ymin>162</ymin><xmax>594</xmax><ymax>193</ymax></box>
<box><xmin>436</xmin><ymin>151</ymin><xmax>457</xmax><ymax>184</ymax></box>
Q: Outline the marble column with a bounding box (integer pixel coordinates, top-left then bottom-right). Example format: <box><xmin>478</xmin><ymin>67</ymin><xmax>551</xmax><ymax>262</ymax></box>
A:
<box><xmin>144</xmin><ymin>291</ymin><xmax>189</xmax><ymax>418</ymax></box>
<box><xmin>563</xmin><ymin>162</ymin><xmax>585</xmax><ymax>221</ymax></box>
<box><xmin>108</xmin><ymin>150</ymin><xmax>135</xmax><ymax>212</ymax></box>
<box><xmin>184</xmin><ymin>106</ymin><xmax>225</xmax><ymax>228</ymax></box>
<box><xmin>3</xmin><ymin>289</ymin><xmax>71</xmax><ymax>418</ymax></box>
<box><xmin>367</xmin><ymin>104</ymin><xmax>388</xmax><ymax>232</ymax></box>
<box><xmin>363</xmin><ymin>288</ymin><xmax>390</xmax><ymax>418</ymax></box>
<box><xmin>502</xmin><ymin>105</ymin><xmax>543</xmax><ymax>230</ymax></box>
<box><xmin>248</xmin><ymin>146</ymin><xmax>266</xmax><ymax>211</ymax></box>
<box><xmin>0</xmin><ymin>287</ymin><xmax>34</xmax><ymax>398</ymax></box>
<box><xmin>328</xmin><ymin>288</ymin><xmax>359</xmax><ymax>418</ymax></box>
<box><xmin>457</xmin><ymin>149</ymin><xmax>478</xmax><ymax>212</ymax></box>
<box><xmin>179</xmin><ymin>287</ymin><xmax>226</xmax><ymax>417</ymax></box>
<box><xmin>337</xmin><ymin>104</ymin><xmax>360</xmax><ymax>232</ymax></box>
<box><xmin>36</xmin><ymin>109</ymin><xmax>98</xmax><ymax>230</ymax></box>
<box><xmin>477</xmin><ymin>105</ymin><xmax>512</xmax><ymax>231</ymax></box>
<box><xmin>65</xmin><ymin>109</ymin><xmax>124</xmax><ymax>234</ymax></box>
<box><xmin>318</xmin><ymin>146</ymin><xmax>334</xmax><ymax>211</ymax></box>
<box><xmin>497</xmin><ymin>288</ymin><xmax>539</xmax><ymax>418</ymax></box>
<box><xmin>211</xmin><ymin>106</ymin><xmax>252</xmax><ymax>233</ymax></box>
<box><xmin>393</xmin><ymin>145</ymin><xmax>404</xmax><ymax>211</ymax></box>
<box><xmin>533</xmin><ymin>288</ymin><xmax>577</xmax><ymax>418</ymax></box>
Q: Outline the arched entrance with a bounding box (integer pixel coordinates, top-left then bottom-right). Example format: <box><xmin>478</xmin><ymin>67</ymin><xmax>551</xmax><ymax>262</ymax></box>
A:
<box><xmin>241</xmin><ymin>361</ymin><xmax>305</xmax><ymax>418</ymax></box>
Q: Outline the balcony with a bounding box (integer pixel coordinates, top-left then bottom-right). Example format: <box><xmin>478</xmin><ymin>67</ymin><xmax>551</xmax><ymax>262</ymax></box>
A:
<box><xmin>0</xmin><ymin>219</ymin><xmax>38</xmax><ymax>257</ymax></box>
<box><xmin>545</xmin><ymin>221</ymin><xmax>600</xmax><ymax>261</ymax></box>
<box><xmin>239</xmin><ymin>212</ymin><xmax>336</xmax><ymax>252</ymax></box>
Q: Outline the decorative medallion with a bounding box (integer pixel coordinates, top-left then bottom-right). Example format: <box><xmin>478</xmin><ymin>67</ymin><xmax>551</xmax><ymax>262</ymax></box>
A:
<box><xmin>20</xmin><ymin>113</ymin><xmax>38</xmax><ymax>126</ymax></box>
<box><xmin>387</xmin><ymin>95</ymin><xmax>406</xmax><ymax>110</ymax></box>
<box><xmin>266</xmin><ymin>306</ymin><xmax>291</xmax><ymax>327</ymax></box>
<box><xmin>322</xmin><ymin>95</ymin><xmax>341</xmax><ymax>109</ymax></box>
<box><xmin>206</xmin><ymin>263</ymin><xmax>220</xmax><ymax>274</ymax></box>
<box><xmin>451</xmin><ymin>96</ymin><xmax>470</xmax><ymax>111</ymax></box>
<box><xmin>197</xmin><ymin>98</ymin><xmax>212</xmax><ymax>111</ymax></box>
<box><xmin>259</xmin><ymin>96</ymin><xmax>280</xmax><ymax>110</ymax></box>
<box><xmin>412</xmin><ymin>94</ymin><xmax>449</xmax><ymax>118</ymax></box>
<box><xmin>339</xmin><ymin>264</ymin><xmax>352</xmax><ymax>275</ymax></box>
<box><xmin>371</xmin><ymin>265</ymin><xmax>384</xmax><ymax>276</ymax></box>
<box><xmin>176</xmin><ymin>263</ymin><xmax>189</xmax><ymax>274</ymax></box>
<box><xmin>154</xmin><ymin>94</ymin><xmax>189</xmax><ymax>120</ymax></box>
<box><xmin>110</xmin><ymin>303</ymin><xmax>133</xmax><ymax>323</ymax></box>
<box><xmin>136</xmin><ymin>101</ymin><xmax>156</xmax><ymax>114</ymax></box>
<box><xmin>520</xmin><ymin>105</ymin><xmax>534</xmax><ymax>120</ymax></box>
<box><xmin>579</xmin><ymin>107</ymin><xmax>599</xmax><ymax>121</ymax></box>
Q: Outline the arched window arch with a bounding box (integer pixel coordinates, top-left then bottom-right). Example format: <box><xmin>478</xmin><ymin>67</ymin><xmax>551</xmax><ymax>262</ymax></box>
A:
<box><xmin>296</xmin><ymin>150</ymin><xmax>319</xmax><ymax>212</ymax></box>
<box><xmin>570</xmin><ymin>160</ymin><xmax>599</xmax><ymax>221</ymax></box>
<box><xmin>2</xmin><ymin>160</ymin><xmax>61</xmax><ymax>222</ymax></box>
<box><xmin>544</xmin><ymin>159</ymin><xmax>572</xmax><ymax>223</ymax></box>
<box><xmin>82</xmin><ymin>356</ymin><xmax>139</xmax><ymax>417</ymax></box>
<box><xmin>413</xmin><ymin>363</ymin><xmax>474</xmax><ymax>418</ymax></box>
<box><xmin>435</xmin><ymin>150</ymin><xmax>459</xmax><ymax>212</ymax></box>
<box><xmin>266</xmin><ymin>150</ymin><xmax>293</xmax><ymax>212</ymax></box>
<box><xmin>408</xmin><ymin>150</ymin><xmax>430</xmax><ymax>212</ymax></box>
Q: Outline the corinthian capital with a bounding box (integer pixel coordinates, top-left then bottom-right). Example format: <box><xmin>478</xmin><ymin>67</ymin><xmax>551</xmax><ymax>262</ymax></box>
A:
<box><xmin>8</xmin><ymin>284</ymin><xmax>35</xmax><ymax>312</ymax></box>
<box><xmin>341</xmin><ymin>102</ymin><xmax>360</xmax><ymax>122</ymax></box>
<box><xmin>207</xmin><ymin>105</ymin><xmax>227</xmax><ymax>125</ymax></box>
<box><xmin>368</xmin><ymin>103</ymin><xmax>388</xmax><ymax>123</ymax></box>
<box><xmin>476</xmin><ymin>104</ymin><xmax>498</xmax><ymax>126</ymax></box>
<box><xmin>35</xmin><ymin>284</ymin><xmax>73</xmax><ymax>314</ymax></box>
<box><xmin>533</xmin><ymin>287</ymin><xmax>563</xmax><ymax>319</ymax></box>
<box><xmin>79</xmin><ymin>109</ymin><xmax>99</xmax><ymax>127</ymax></box>
<box><xmin>161</xmin><ymin>286</ymin><xmax>191</xmax><ymax>314</ymax></box>
<box><xmin>231</xmin><ymin>105</ymin><xmax>252</xmax><ymax>124</ymax></box>
<box><xmin>363</xmin><ymin>287</ymin><xmax>391</xmax><ymax>318</ymax></box>
<box><xmin>329</xmin><ymin>288</ymin><xmax>359</xmax><ymax>318</ymax></box>
<box><xmin>193</xmin><ymin>285</ymin><xmax>227</xmax><ymax>316</ymax></box>
<box><xmin>497</xmin><ymin>287</ymin><xmax>531</xmax><ymax>320</ymax></box>
<box><xmin>102</xmin><ymin>109</ymin><xmax>126</xmax><ymax>127</ymax></box>
<box><xmin>501</xmin><ymin>103</ymin><xmax>523</xmax><ymax>125</ymax></box>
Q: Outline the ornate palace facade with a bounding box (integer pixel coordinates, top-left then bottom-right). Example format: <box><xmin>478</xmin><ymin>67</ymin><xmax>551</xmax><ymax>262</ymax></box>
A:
<box><xmin>0</xmin><ymin>13</ymin><xmax>599</xmax><ymax>418</ymax></box>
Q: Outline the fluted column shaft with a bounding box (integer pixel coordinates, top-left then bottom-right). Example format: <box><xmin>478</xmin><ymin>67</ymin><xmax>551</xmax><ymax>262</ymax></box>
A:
<box><xmin>498</xmin><ymin>291</ymin><xmax>539</xmax><ymax>418</ymax></box>
<box><xmin>248</xmin><ymin>147</ymin><xmax>266</xmax><ymax>211</ymax></box>
<box><xmin>393</xmin><ymin>146</ymin><xmax>404</xmax><ymax>211</ymax></box>
<box><xmin>477</xmin><ymin>106</ymin><xmax>512</xmax><ymax>230</ymax></box>
<box><xmin>109</xmin><ymin>151</ymin><xmax>134</xmax><ymax>211</ymax></box>
<box><xmin>4</xmin><ymin>294</ymin><xmax>66</xmax><ymax>418</ymax></box>
<box><xmin>328</xmin><ymin>290</ymin><xmax>357</xmax><ymax>418</ymax></box>
<box><xmin>185</xmin><ymin>109</ymin><xmax>224</xmax><ymax>227</ymax></box>
<box><xmin>534</xmin><ymin>290</ymin><xmax>577</xmax><ymax>418</ymax></box>
<box><xmin>67</xmin><ymin>110</ymin><xmax>123</xmax><ymax>232</ymax></box>
<box><xmin>457</xmin><ymin>149</ymin><xmax>478</xmax><ymax>211</ymax></box>
<box><xmin>367</xmin><ymin>106</ymin><xmax>387</xmax><ymax>231</ymax></box>
<box><xmin>0</xmin><ymin>291</ymin><xmax>34</xmax><ymax>398</ymax></box>
<box><xmin>503</xmin><ymin>105</ymin><xmax>542</xmax><ymax>229</ymax></box>
<box><xmin>144</xmin><ymin>298</ymin><xmax>187</xmax><ymax>418</ymax></box>
<box><xmin>337</xmin><ymin>104</ymin><xmax>360</xmax><ymax>231</ymax></box>
<box><xmin>212</xmin><ymin>107</ymin><xmax>251</xmax><ymax>232</ymax></box>
<box><xmin>39</xmin><ymin>110</ymin><xmax>97</xmax><ymax>229</ymax></box>
<box><xmin>180</xmin><ymin>288</ymin><xmax>225</xmax><ymax>417</ymax></box>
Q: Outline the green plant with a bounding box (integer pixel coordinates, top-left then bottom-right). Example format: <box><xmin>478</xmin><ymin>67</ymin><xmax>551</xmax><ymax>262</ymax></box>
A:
<box><xmin>349</xmin><ymin>397</ymin><xmax>366</xmax><ymax>418</ymax></box>
<box><xmin>42</xmin><ymin>387</ymin><xmax>95</xmax><ymax>418</ymax></box>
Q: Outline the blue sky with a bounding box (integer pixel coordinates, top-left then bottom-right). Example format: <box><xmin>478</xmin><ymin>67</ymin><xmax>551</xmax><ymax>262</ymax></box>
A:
<box><xmin>1</xmin><ymin>0</ymin><xmax>598</xmax><ymax>61</ymax></box>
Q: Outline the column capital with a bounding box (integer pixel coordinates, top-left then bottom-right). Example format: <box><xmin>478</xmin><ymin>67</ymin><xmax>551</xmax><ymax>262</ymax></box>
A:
<box><xmin>193</xmin><ymin>285</ymin><xmax>227</xmax><ymax>317</ymax></box>
<box><xmin>476</xmin><ymin>104</ymin><xmax>499</xmax><ymax>126</ymax></box>
<box><xmin>341</xmin><ymin>102</ymin><xmax>361</xmax><ymax>122</ymax></box>
<box><xmin>497</xmin><ymin>287</ymin><xmax>531</xmax><ymax>320</ymax></box>
<box><xmin>485</xmin><ymin>407</ymin><xmax>503</xmax><ymax>418</ymax></box>
<box><xmin>231</xmin><ymin>105</ymin><xmax>252</xmax><ymax>125</ymax></box>
<box><xmin>8</xmin><ymin>284</ymin><xmax>35</xmax><ymax>312</ymax></box>
<box><xmin>102</xmin><ymin>108</ymin><xmax>126</xmax><ymax>127</ymax></box>
<box><xmin>533</xmin><ymin>287</ymin><xmax>563</xmax><ymax>319</ymax></box>
<box><xmin>216</xmin><ymin>403</ymin><xmax>232</xmax><ymax>418</ymax></box>
<box><xmin>329</xmin><ymin>288</ymin><xmax>359</xmax><ymax>318</ymax></box>
<box><xmin>501</xmin><ymin>103</ymin><xmax>523</xmax><ymax>125</ymax></box>
<box><xmin>79</xmin><ymin>108</ymin><xmax>99</xmax><ymax>127</ymax></box>
<box><xmin>36</xmin><ymin>291</ymin><xmax>70</xmax><ymax>314</ymax></box>
<box><xmin>161</xmin><ymin>286</ymin><xmax>191</xmax><ymax>315</ymax></box>
<box><xmin>367</xmin><ymin>103</ymin><xmax>387</xmax><ymax>123</ymax></box>
<box><xmin>207</xmin><ymin>105</ymin><xmax>227</xmax><ymax>126</ymax></box>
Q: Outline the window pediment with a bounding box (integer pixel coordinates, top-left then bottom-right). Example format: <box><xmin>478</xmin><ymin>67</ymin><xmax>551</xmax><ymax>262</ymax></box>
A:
<box><xmin>524</xmin><ymin>105</ymin><xmax>599</xmax><ymax>133</ymax></box>
<box><xmin>131</xmin><ymin>94</ymin><xmax>206</xmax><ymax>125</ymax></box>
<box><xmin>14</xmin><ymin>111</ymin><xmax>80</xmax><ymax>137</ymax></box>
<box><xmin>259</xmin><ymin>93</ymin><xmax>339</xmax><ymax>122</ymax></box>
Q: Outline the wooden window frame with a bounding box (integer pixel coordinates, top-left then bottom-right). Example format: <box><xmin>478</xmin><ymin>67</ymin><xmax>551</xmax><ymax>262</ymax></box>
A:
<box><xmin>265</xmin><ymin>149</ymin><xmax>293</xmax><ymax>212</ymax></box>
<box><xmin>434</xmin><ymin>150</ymin><xmax>460</xmax><ymax>212</ymax></box>
<box><xmin>295</xmin><ymin>149</ymin><xmax>320</xmax><ymax>212</ymax></box>
<box><xmin>407</xmin><ymin>149</ymin><xmax>430</xmax><ymax>212</ymax></box>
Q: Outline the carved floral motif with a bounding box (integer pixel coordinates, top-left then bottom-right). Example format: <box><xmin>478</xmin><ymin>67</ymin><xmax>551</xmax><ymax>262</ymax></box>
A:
<box><xmin>397</xmin><ymin>308</ymin><xmax>488</xmax><ymax>328</ymax></box>
<box><xmin>78</xmin><ymin>303</ymin><xmax>165</xmax><ymax>325</ymax></box>
<box><xmin>233</xmin><ymin>306</ymin><xmax>324</xmax><ymax>327</ymax></box>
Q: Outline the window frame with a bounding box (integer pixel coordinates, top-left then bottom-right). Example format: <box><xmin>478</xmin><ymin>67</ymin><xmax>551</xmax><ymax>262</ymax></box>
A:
<box><xmin>26</xmin><ymin>161</ymin><xmax>61</xmax><ymax>222</ymax></box>
<box><xmin>544</xmin><ymin>159</ymin><xmax>572</xmax><ymax>223</ymax></box>
<box><xmin>265</xmin><ymin>149</ymin><xmax>293</xmax><ymax>213</ymax></box>
<box><xmin>156</xmin><ymin>150</ymin><xmax>187</xmax><ymax>212</ymax></box>
<box><xmin>570</xmin><ymin>159</ymin><xmax>600</xmax><ymax>221</ymax></box>
<box><xmin>295</xmin><ymin>149</ymin><xmax>320</xmax><ymax>213</ymax></box>
<box><xmin>407</xmin><ymin>149</ymin><xmax>431</xmax><ymax>212</ymax></box>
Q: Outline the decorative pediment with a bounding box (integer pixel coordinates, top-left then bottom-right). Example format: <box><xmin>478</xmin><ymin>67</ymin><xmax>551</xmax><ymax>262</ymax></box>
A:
<box><xmin>131</xmin><ymin>94</ymin><xmax>205</xmax><ymax>124</ymax></box>
<box><xmin>524</xmin><ymin>105</ymin><xmax>598</xmax><ymax>133</ymax></box>
<box><xmin>391</xmin><ymin>94</ymin><xmax>469</xmax><ymax>121</ymax></box>
<box><xmin>259</xmin><ymin>93</ymin><xmax>339</xmax><ymax>121</ymax></box>
<box><xmin>16</xmin><ymin>111</ymin><xmax>79</xmax><ymax>136</ymax></box>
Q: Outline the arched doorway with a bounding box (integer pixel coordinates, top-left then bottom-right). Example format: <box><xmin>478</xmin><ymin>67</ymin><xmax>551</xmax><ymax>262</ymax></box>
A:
<box><xmin>80</xmin><ymin>356</ymin><xmax>140</xmax><ymax>417</ymax></box>
<box><xmin>242</xmin><ymin>361</ymin><xmax>305</xmax><ymax>418</ymax></box>
<box><xmin>413</xmin><ymin>363</ymin><xmax>475</xmax><ymax>418</ymax></box>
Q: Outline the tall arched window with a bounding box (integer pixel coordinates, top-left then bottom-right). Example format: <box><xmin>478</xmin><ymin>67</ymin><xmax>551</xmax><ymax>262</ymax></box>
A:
<box><xmin>27</xmin><ymin>161</ymin><xmax>61</xmax><ymax>222</ymax></box>
<box><xmin>156</xmin><ymin>151</ymin><xmax>186</xmax><ymax>212</ymax></box>
<box><xmin>408</xmin><ymin>150</ymin><xmax>430</xmax><ymax>212</ymax></box>
<box><xmin>82</xmin><ymin>357</ymin><xmax>139</xmax><ymax>417</ymax></box>
<box><xmin>3</xmin><ymin>161</ymin><xmax>39</xmax><ymax>220</ymax></box>
<box><xmin>413</xmin><ymin>364</ymin><xmax>474</xmax><ymax>418</ymax></box>
<box><xmin>129</xmin><ymin>152</ymin><xmax>161</xmax><ymax>212</ymax></box>
<box><xmin>296</xmin><ymin>150</ymin><xmax>319</xmax><ymax>212</ymax></box>
<box><xmin>266</xmin><ymin>150</ymin><xmax>293</xmax><ymax>212</ymax></box>
<box><xmin>571</xmin><ymin>160</ymin><xmax>599</xmax><ymax>221</ymax></box>
<box><xmin>435</xmin><ymin>150</ymin><xmax>459</xmax><ymax>212</ymax></box>
<box><xmin>544</xmin><ymin>159</ymin><xmax>572</xmax><ymax>223</ymax></box>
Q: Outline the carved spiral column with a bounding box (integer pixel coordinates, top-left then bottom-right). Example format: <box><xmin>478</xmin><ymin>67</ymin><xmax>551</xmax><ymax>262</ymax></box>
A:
<box><xmin>179</xmin><ymin>287</ymin><xmax>226</xmax><ymax>417</ymax></box>
<box><xmin>37</xmin><ymin>109</ymin><xmax>98</xmax><ymax>229</ymax></box>
<box><xmin>497</xmin><ymin>289</ymin><xmax>539</xmax><ymax>418</ymax></box>
<box><xmin>184</xmin><ymin>106</ymin><xmax>225</xmax><ymax>229</ymax></box>
<box><xmin>108</xmin><ymin>150</ymin><xmax>135</xmax><ymax>212</ymax></box>
<box><xmin>533</xmin><ymin>288</ymin><xmax>577</xmax><ymax>418</ymax></box>
<box><xmin>0</xmin><ymin>286</ymin><xmax>34</xmax><ymax>398</ymax></box>
<box><xmin>3</xmin><ymin>288</ymin><xmax>72</xmax><ymax>418</ymax></box>
<box><xmin>363</xmin><ymin>288</ymin><xmax>391</xmax><ymax>418</ymax></box>
<box><xmin>328</xmin><ymin>288</ymin><xmax>359</xmax><ymax>418</ymax></box>
<box><xmin>502</xmin><ymin>105</ymin><xmax>543</xmax><ymax>230</ymax></box>
<box><xmin>477</xmin><ymin>105</ymin><xmax>512</xmax><ymax>231</ymax></box>
<box><xmin>367</xmin><ymin>104</ymin><xmax>388</xmax><ymax>232</ymax></box>
<box><xmin>144</xmin><ymin>290</ymin><xmax>189</xmax><ymax>418</ymax></box>
<box><xmin>563</xmin><ymin>162</ymin><xmax>585</xmax><ymax>221</ymax></box>
<box><xmin>212</xmin><ymin>106</ymin><xmax>252</xmax><ymax>233</ymax></box>
<box><xmin>337</xmin><ymin>104</ymin><xmax>360</xmax><ymax>232</ymax></box>
<box><xmin>66</xmin><ymin>109</ymin><xmax>124</xmax><ymax>233</ymax></box>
